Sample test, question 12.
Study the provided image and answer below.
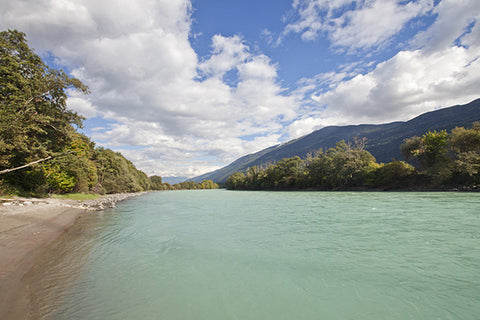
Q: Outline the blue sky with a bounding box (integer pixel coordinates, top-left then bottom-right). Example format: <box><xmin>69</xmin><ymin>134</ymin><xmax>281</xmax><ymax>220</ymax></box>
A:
<box><xmin>1</xmin><ymin>0</ymin><xmax>479</xmax><ymax>178</ymax></box>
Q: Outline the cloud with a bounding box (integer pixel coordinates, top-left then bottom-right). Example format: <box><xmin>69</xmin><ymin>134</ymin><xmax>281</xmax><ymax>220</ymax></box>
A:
<box><xmin>66</xmin><ymin>95</ymin><xmax>97</xmax><ymax>118</ymax></box>
<box><xmin>198</xmin><ymin>34</ymin><xmax>249</xmax><ymax>77</ymax></box>
<box><xmin>411</xmin><ymin>0</ymin><xmax>480</xmax><ymax>52</ymax></box>
<box><xmin>308</xmin><ymin>30</ymin><xmax>480</xmax><ymax>127</ymax></box>
<box><xmin>283</xmin><ymin>0</ymin><xmax>434</xmax><ymax>51</ymax></box>
<box><xmin>285</xmin><ymin>116</ymin><xmax>325</xmax><ymax>138</ymax></box>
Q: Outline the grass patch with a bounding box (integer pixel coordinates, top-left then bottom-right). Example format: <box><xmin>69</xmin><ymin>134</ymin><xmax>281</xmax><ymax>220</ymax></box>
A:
<box><xmin>51</xmin><ymin>193</ymin><xmax>102</xmax><ymax>201</ymax></box>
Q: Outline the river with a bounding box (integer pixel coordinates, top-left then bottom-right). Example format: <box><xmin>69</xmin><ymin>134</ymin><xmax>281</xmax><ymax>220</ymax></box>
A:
<box><xmin>29</xmin><ymin>190</ymin><xmax>480</xmax><ymax>319</ymax></box>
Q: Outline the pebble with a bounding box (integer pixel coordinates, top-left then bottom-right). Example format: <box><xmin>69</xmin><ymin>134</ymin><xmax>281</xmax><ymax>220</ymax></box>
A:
<box><xmin>0</xmin><ymin>192</ymin><xmax>147</xmax><ymax>211</ymax></box>
<box><xmin>79</xmin><ymin>192</ymin><xmax>147</xmax><ymax>211</ymax></box>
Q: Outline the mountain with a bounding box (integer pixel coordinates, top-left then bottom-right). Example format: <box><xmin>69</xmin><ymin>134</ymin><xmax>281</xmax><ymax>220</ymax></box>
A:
<box><xmin>193</xmin><ymin>98</ymin><xmax>480</xmax><ymax>183</ymax></box>
<box><xmin>162</xmin><ymin>176</ymin><xmax>190</xmax><ymax>184</ymax></box>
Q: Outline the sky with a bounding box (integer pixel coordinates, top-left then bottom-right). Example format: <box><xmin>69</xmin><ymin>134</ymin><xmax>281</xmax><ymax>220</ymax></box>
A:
<box><xmin>1</xmin><ymin>0</ymin><xmax>479</xmax><ymax>179</ymax></box>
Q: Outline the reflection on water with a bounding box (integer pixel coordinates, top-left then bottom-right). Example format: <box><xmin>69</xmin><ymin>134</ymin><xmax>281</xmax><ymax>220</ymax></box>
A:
<box><xmin>28</xmin><ymin>191</ymin><xmax>480</xmax><ymax>320</ymax></box>
<box><xmin>24</xmin><ymin>210</ymin><xmax>116</xmax><ymax>320</ymax></box>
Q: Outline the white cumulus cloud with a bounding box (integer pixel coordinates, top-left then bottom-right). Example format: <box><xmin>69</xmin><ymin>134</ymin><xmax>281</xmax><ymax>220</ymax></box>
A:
<box><xmin>284</xmin><ymin>0</ymin><xmax>434</xmax><ymax>51</ymax></box>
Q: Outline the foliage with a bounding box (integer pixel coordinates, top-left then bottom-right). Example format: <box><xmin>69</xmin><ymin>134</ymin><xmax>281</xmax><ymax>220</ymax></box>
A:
<box><xmin>226</xmin><ymin>172</ymin><xmax>247</xmax><ymax>190</ymax></box>
<box><xmin>0</xmin><ymin>30</ymin><xmax>155</xmax><ymax>195</ymax></box>
<box><xmin>151</xmin><ymin>178</ymin><xmax>219</xmax><ymax>191</ymax></box>
<box><xmin>226</xmin><ymin>140</ymin><xmax>380</xmax><ymax>190</ymax></box>
<box><xmin>450</xmin><ymin>123</ymin><xmax>480</xmax><ymax>153</ymax></box>
<box><xmin>201</xmin><ymin>179</ymin><xmax>218</xmax><ymax>189</ymax></box>
<box><xmin>0</xmin><ymin>30</ymin><xmax>88</xmax><ymax>178</ymax></box>
<box><xmin>94</xmin><ymin>148</ymin><xmax>151</xmax><ymax>194</ymax></box>
<box><xmin>42</xmin><ymin>162</ymin><xmax>76</xmax><ymax>193</ymax></box>
<box><xmin>370</xmin><ymin>161</ymin><xmax>418</xmax><ymax>189</ymax></box>
<box><xmin>317</xmin><ymin>140</ymin><xmax>379</xmax><ymax>189</ymax></box>
<box><xmin>227</xmin><ymin>125</ymin><xmax>480</xmax><ymax>191</ymax></box>
<box><xmin>149</xmin><ymin>175</ymin><xmax>165</xmax><ymax>190</ymax></box>
<box><xmin>400</xmin><ymin>127</ymin><xmax>480</xmax><ymax>187</ymax></box>
<box><xmin>449</xmin><ymin>123</ymin><xmax>480</xmax><ymax>186</ymax></box>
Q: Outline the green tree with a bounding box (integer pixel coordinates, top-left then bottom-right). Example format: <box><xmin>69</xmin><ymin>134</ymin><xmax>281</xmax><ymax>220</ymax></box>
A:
<box><xmin>401</xmin><ymin>130</ymin><xmax>451</xmax><ymax>185</ymax></box>
<box><xmin>41</xmin><ymin>133</ymin><xmax>98</xmax><ymax>193</ymax></box>
<box><xmin>93</xmin><ymin>148</ymin><xmax>150</xmax><ymax>194</ymax></box>
<box><xmin>201</xmin><ymin>179</ymin><xmax>218</xmax><ymax>189</ymax></box>
<box><xmin>306</xmin><ymin>151</ymin><xmax>334</xmax><ymax>188</ymax></box>
<box><xmin>322</xmin><ymin>140</ymin><xmax>379</xmax><ymax>188</ymax></box>
<box><xmin>271</xmin><ymin>156</ymin><xmax>305</xmax><ymax>188</ymax></box>
<box><xmin>450</xmin><ymin>123</ymin><xmax>480</xmax><ymax>153</ymax></box>
<box><xmin>226</xmin><ymin>172</ymin><xmax>247</xmax><ymax>190</ymax></box>
<box><xmin>401</xmin><ymin>131</ymin><xmax>449</xmax><ymax>169</ymax></box>
<box><xmin>244</xmin><ymin>166</ymin><xmax>264</xmax><ymax>189</ymax></box>
<box><xmin>150</xmin><ymin>175</ymin><xmax>165</xmax><ymax>190</ymax></box>
<box><xmin>371</xmin><ymin>161</ymin><xmax>417</xmax><ymax>189</ymax></box>
<box><xmin>1</xmin><ymin>29</ymin><xmax>88</xmax><ymax>191</ymax></box>
<box><xmin>450</xmin><ymin>123</ymin><xmax>480</xmax><ymax>186</ymax></box>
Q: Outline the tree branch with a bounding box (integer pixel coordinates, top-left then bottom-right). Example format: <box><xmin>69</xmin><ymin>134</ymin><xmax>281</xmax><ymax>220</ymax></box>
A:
<box><xmin>0</xmin><ymin>156</ymin><xmax>52</xmax><ymax>175</ymax></box>
<box><xmin>0</xmin><ymin>151</ymin><xmax>74</xmax><ymax>175</ymax></box>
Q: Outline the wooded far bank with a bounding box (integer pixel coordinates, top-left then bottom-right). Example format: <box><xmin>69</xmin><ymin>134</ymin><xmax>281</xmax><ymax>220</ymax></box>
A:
<box><xmin>226</xmin><ymin>125</ymin><xmax>480</xmax><ymax>191</ymax></box>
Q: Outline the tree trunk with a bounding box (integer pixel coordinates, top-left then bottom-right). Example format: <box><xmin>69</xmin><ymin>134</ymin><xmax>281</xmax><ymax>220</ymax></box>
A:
<box><xmin>0</xmin><ymin>151</ymin><xmax>75</xmax><ymax>175</ymax></box>
<box><xmin>0</xmin><ymin>156</ymin><xmax>53</xmax><ymax>175</ymax></box>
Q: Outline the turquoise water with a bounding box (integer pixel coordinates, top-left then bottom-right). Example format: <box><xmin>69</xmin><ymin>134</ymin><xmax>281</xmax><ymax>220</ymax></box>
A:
<box><xmin>38</xmin><ymin>191</ymin><xmax>480</xmax><ymax>319</ymax></box>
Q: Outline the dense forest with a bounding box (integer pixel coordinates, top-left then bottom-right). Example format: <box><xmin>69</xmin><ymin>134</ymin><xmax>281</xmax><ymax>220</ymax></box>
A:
<box><xmin>150</xmin><ymin>176</ymin><xmax>219</xmax><ymax>191</ymax></box>
<box><xmin>226</xmin><ymin>125</ymin><xmax>480</xmax><ymax>191</ymax></box>
<box><xmin>0</xmin><ymin>29</ymin><xmax>217</xmax><ymax>196</ymax></box>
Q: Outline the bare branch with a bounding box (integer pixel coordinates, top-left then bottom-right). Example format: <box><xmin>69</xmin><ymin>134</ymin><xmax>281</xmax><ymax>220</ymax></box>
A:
<box><xmin>0</xmin><ymin>151</ymin><xmax>75</xmax><ymax>175</ymax></box>
<box><xmin>0</xmin><ymin>156</ymin><xmax>52</xmax><ymax>174</ymax></box>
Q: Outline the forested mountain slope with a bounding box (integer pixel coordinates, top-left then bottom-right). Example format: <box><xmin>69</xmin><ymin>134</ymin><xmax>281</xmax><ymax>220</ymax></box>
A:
<box><xmin>194</xmin><ymin>98</ymin><xmax>480</xmax><ymax>183</ymax></box>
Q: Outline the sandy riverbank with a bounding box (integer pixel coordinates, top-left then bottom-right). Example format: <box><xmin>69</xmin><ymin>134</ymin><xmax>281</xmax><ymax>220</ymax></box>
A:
<box><xmin>0</xmin><ymin>193</ymin><xmax>144</xmax><ymax>320</ymax></box>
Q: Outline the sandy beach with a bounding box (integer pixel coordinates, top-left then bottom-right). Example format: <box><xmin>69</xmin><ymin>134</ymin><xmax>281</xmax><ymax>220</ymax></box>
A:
<box><xmin>0</xmin><ymin>193</ymin><xmax>142</xmax><ymax>320</ymax></box>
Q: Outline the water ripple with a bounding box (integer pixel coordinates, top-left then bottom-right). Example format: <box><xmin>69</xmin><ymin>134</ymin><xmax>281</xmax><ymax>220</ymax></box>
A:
<box><xmin>25</xmin><ymin>191</ymin><xmax>480</xmax><ymax>320</ymax></box>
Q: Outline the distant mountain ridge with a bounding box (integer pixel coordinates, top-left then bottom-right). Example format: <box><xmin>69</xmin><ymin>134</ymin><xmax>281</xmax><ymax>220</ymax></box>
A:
<box><xmin>162</xmin><ymin>176</ymin><xmax>190</xmax><ymax>184</ymax></box>
<box><xmin>193</xmin><ymin>98</ymin><xmax>480</xmax><ymax>183</ymax></box>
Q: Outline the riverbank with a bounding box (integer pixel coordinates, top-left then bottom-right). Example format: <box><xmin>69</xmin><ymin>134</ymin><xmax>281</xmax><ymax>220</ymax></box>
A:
<box><xmin>0</xmin><ymin>192</ymin><xmax>145</xmax><ymax>320</ymax></box>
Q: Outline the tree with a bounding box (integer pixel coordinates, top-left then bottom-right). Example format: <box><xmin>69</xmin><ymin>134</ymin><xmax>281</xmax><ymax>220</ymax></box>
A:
<box><xmin>401</xmin><ymin>130</ymin><xmax>451</xmax><ymax>185</ymax></box>
<box><xmin>371</xmin><ymin>161</ymin><xmax>417</xmax><ymax>189</ymax></box>
<box><xmin>150</xmin><ymin>175</ymin><xmax>165</xmax><ymax>190</ymax></box>
<box><xmin>271</xmin><ymin>156</ymin><xmax>305</xmax><ymax>188</ymax></box>
<box><xmin>41</xmin><ymin>133</ymin><xmax>98</xmax><ymax>193</ymax></box>
<box><xmin>93</xmin><ymin>148</ymin><xmax>151</xmax><ymax>194</ymax></box>
<box><xmin>322</xmin><ymin>140</ymin><xmax>379</xmax><ymax>188</ymax></box>
<box><xmin>245</xmin><ymin>166</ymin><xmax>263</xmax><ymax>189</ymax></box>
<box><xmin>201</xmin><ymin>179</ymin><xmax>218</xmax><ymax>189</ymax></box>
<box><xmin>450</xmin><ymin>123</ymin><xmax>480</xmax><ymax>153</ymax></box>
<box><xmin>401</xmin><ymin>131</ymin><xmax>449</xmax><ymax>169</ymax></box>
<box><xmin>226</xmin><ymin>172</ymin><xmax>246</xmax><ymax>190</ymax></box>
<box><xmin>306</xmin><ymin>151</ymin><xmax>333</xmax><ymax>188</ymax></box>
<box><xmin>450</xmin><ymin>123</ymin><xmax>480</xmax><ymax>186</ymax></box>
<box><xmin>1</xmin><ymin>29</ymin><xmax>89</xmax><ymax>191</ymax></box>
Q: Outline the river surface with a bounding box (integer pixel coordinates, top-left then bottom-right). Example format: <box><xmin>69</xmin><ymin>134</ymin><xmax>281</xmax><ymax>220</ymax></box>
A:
<box><xmin>31</xmin><ymin>190</ymin><xmax>480</xmax><ymax>319</ymax></box>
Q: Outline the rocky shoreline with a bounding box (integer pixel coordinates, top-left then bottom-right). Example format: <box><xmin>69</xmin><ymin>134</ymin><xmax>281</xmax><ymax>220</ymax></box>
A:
<box><xmin>0</xmin><ymin>192</ymin><xmax>148</xmax><ymax>212</ymax></box>
<box><xmin>79</xmin><ymin>192</ymin><xmax>148</xmax><ymax>210</ymax></box>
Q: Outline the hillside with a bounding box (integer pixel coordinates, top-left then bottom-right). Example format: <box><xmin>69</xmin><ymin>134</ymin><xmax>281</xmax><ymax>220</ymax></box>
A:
<box><xmin>193</xmin><ymin>98</ymin><xmax>480</xmax><ymax>183</ymax></box>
